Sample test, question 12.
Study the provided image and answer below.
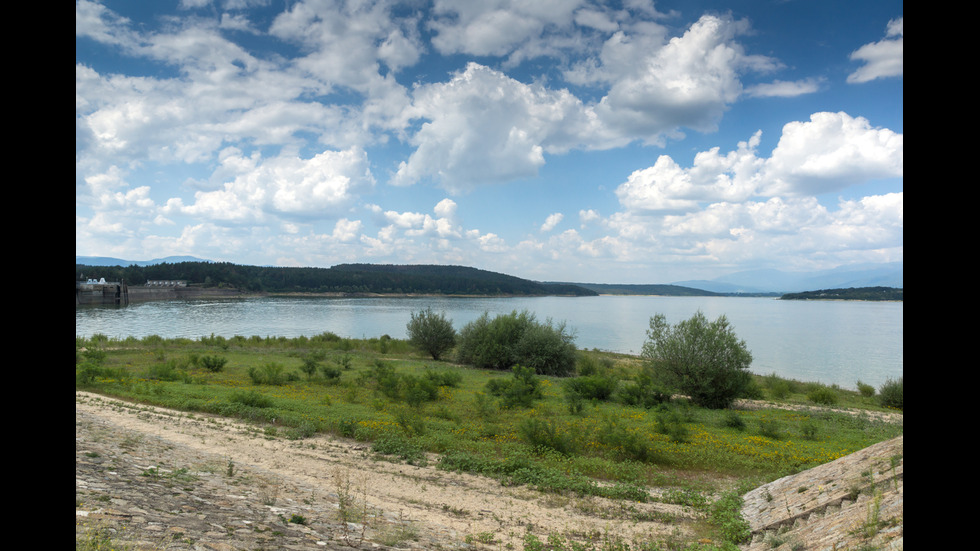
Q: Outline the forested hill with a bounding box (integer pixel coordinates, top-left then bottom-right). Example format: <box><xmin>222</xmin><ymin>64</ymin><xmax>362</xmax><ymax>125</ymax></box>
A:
<box><xmin>562</xmin><ymin>282</ymin><xmax>724</xmax><ymax>297</ymax></box>
<box><xmin>75</xmin><ymin>261</ymin><xmax>597</xmax><ymax>297</ymax></box>
<box><xmin>779</xmin><ymin>287</ymin><xmax>903</xmax><ymax>301</ymax></box>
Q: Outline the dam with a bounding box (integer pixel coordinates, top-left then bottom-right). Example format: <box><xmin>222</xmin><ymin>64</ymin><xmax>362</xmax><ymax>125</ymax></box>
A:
<box><xmin>76</xmin><ymin>279</ymin><xmax>241</xmax><ymax>305</ymax></box>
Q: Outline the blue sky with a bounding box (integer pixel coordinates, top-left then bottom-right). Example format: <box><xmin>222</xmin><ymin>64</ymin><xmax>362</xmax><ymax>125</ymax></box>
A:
<box><xmin>76</xmin><ymin>0</ymin><xmax>903</xmax><ymax>284</ymax></box>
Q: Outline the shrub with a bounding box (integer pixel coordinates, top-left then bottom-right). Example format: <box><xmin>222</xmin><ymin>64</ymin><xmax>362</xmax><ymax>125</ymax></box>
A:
<box><xmin>485</xmin><ymin>365</ymin><xmax>543</xmax><ymax>408</ymax></box>
<box><xmin>655</xmin><ymin>408</ymin><xmax>690</xmax><ymax>443</ymax></box>
<box><xmin>406</xmin><ymin>308</ymin><xmax>457</xmax><ymax>360</ymax></box>
<box><xmin>456</xmin><ymin>310</ymin><xmax>576</xmax><ymax>376</ymax></box>
<box><xmin>147</xmin><ymin>359</ymin><xmax>186</xmax><ymax>381</ymax></box>
<box><xmin>299</xmin><ymin>351</ymin><xmax>326</xmax><ymax>379</ymax></box>
<box><xmin>200</xmin><ymin>355</ymin><xmax>228</xmax><ymax>372</ymax></box>
<box><xmin>229</xmin><ymin>389</ymin><xmax>274</xmax><ymax>408</ymax></box>
<box><xmin>642</xmin><ymin>311</ymin><xmax>753</xmax><ymax>409</ymax></box>
<box><xmin>807</xmin><ymin>386</ymin><xmax>839</xmax><ymax>406</ymax></box>
<box><xmin>575</xmin><ymin>353</ymin><xmax>612</xmax><ymax>376</ymax></box>
<box><xmin>401</xmin><ymin>375</ymin><xmax>440</xmax><ymax>407</ymax></box>
<box><xmin>799</xmin><ymin>418</ymin><xmax>819</xmax><ymax>440</ymax></box>
<box><xmin>564</xmin><ymin>374</ymin><xmax>617</xmax><ymax>402</ymax></box>
<box><xmin>519</xmin><ymin>417</ymin><xmax>579</xmax><ymax>456</ymax></box>
<box><xmin>512</xmin><ymin>319</ymin><xmax>577</xmax><ymax>376</ymax></box>
<box><xmin>878</xmin><ymin>377</ymin><xmax>903</xmax><ymax>410</ymax></box>
<box><xmin>758</xmin><ymin>418</ymin><xmax>782</xmax><ymax>439</ymax></box>
<box><xmin>248</xmin><ymin>362</ymin><xmax>288</xmax><ymax>385</ymax></box>
<box><xmin>598</xmin><ymin>416</ymin><xmax>657</xmax><ymax>462</ymax></box>
<box><xmin>765</xmin><ymin>376</ymin><xmax>792</xmax><ymax>399</ymax></box>
<box><xmin>856</xmin><ymin>380</ymin><xmax>876</xmax><ymax>398</ymax></box>
<box><xmin>615</xmin><ymin>373</ymin><xmax>671</xmax><ymax>409</ymax></box>
<box><xmin>722</xmin><ymin>409</ymin><xmax>746</xmax><ymax>431</ymax></box>
<box><xmin>320</xmin><ymin>365</ymin><xmax>342</xmax><ymax>381</ymax></box>
<box><xmin>711</xmin><ymin>490</ymin><xmax>751</xmax><ymax>545</ymax></box>
<box><xmin>372</xmin><ymin>434</ymin><xmax>427</xmax><ymax>465</ymax></box>
<box><xmin>422</xmin><ymin>367</ymin><xmax>463</xmax><ymax>388</ymax></box>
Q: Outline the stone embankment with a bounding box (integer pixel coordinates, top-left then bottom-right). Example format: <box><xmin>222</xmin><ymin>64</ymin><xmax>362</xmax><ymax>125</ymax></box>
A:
<box><xmin>740</xmin><ymin>435</ymin><xmax>903</xmax><ymax>550</ymax></box>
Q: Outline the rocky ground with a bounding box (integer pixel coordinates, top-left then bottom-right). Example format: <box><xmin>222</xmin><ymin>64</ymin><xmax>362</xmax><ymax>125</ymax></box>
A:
<box><xmin>75</xmin><ymin>391</ymin><xmax>902</xmax><ymax>550</ymax></box>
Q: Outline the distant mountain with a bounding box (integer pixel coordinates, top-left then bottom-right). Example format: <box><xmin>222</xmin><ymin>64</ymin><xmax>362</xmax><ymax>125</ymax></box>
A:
<box><xmin>76</xmin><ymin>255</ymin><xmax>211</xmax><ymax>267</ymax></box>
<box><xmin>672</xmin><ymin>262</ymin><xmax>903</xmax><ymax>294</ymax></box>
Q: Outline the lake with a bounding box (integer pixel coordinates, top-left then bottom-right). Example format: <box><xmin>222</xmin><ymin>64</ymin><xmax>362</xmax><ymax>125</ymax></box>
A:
<box><xmin>75</xmin><ymin>295</ymin><xmax>902</xmax><ymax>390</ymax></box>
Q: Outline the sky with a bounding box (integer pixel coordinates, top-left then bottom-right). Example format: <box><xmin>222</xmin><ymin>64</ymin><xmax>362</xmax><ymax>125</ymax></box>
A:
<box><xmin>76</xmin><ymin>0</ymin><xmax>903</xmax><ymax>284</ymax></box>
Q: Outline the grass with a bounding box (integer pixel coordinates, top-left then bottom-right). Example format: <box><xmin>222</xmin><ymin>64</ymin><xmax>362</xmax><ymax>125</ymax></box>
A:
<box><xmin>76</xmin><ymin>332</ymin><xmax>902</xmax><ymax>550</ymax></box>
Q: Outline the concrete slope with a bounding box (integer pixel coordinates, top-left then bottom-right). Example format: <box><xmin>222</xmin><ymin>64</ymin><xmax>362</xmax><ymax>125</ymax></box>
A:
<box><xmin>740</xmin><ymin>435</ymin><xmax>903</xmax><ymax>550</ymax></box>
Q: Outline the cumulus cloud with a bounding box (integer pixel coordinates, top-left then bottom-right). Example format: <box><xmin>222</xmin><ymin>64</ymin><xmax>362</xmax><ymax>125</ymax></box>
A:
<box><xmin>597</xmin><ymin>111</ymin><xmax>903</xmax><ymax>274</ymax></box>
<box><xmin>541</xmin><ymin>213</ymin><xmax>564</xmax><ymax>232</ymax></box>
<box><xmin>172</xmin><ymin>147</ymin><xmax>375</xmax><ymax>223</ymax></box>
<box><xmin>428</xmin><ymin>0</ymin><xmax>582</xmax><ymax>60</ymax></box>
<box><xmin>392</xmin><ymin>63</ymin><xmax>601</xmax><ymax>192</ymax></box>
<box><xmin>592</xmin><ymin>14</ymin><xmax>781</xmax><ymax>139</ymax></box>
<box><xmin>615</xmin><ymin>112</ymin><xmax>902</xmax><ymax>213</ymax></box>
<box><xmin>761</xmin><ymin>112</ymin><xmax>903</xmax><ymax>196</ymax></box>
<box><xmin>616</xmin><ymin>130</ymin><xmax>764</xmax><ymax>213</ymax></box>
<box><xmin>848</xmin><ymin>17</ymin><xmax>903</xmax><ymax>83</ymax></box>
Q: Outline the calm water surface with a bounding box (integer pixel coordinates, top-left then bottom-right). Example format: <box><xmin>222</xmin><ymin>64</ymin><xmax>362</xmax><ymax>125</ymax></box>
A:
<box><xmin>76</xmin><ymin>295</ymin><xmax>902</xmax><ymax>390</ymax></box>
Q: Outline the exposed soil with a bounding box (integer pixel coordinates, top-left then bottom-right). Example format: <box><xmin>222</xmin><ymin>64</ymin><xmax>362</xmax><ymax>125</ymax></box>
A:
<box><xmin>75</xmin><ymin>391</ymin><xmax>902</xmax><ymax>550</ymax></box>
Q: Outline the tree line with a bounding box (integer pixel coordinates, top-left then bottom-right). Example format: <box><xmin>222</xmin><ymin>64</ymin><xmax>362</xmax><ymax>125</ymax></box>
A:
<box><xmin>75</xmin><ymin>261</ymin><xmax>597</xmax><ymax>297</ymax></box>
<box><xmin>780</xmin><ymin>287</ymin><xmax>903</xmax><ymax>301</ymax></box>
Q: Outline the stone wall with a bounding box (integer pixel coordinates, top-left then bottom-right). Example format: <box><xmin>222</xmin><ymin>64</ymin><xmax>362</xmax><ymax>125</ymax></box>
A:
<box><xmin>76</xmin><ymin>283</ymin><xmax>242</xmax><ymax>305</ymax></box>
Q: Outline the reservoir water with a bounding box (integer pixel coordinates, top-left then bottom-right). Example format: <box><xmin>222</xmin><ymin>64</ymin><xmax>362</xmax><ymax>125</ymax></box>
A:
<box><xmin>75</xmin><ymin>295</ymin><xmax>902</xmax><ymax>390</ymax></box>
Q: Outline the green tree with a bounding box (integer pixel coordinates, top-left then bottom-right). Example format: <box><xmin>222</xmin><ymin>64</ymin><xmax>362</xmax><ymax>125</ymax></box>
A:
<box><xmin>455</xmin><ymin>310</ymin><xmax>577</xmax><ymax>375</ymax></box>
<box><xmin>406</xmin><ymin>307</ymin><xmax>457</xmax><ymax>360</ymax></box>
<box><xmin>641</xmin><ymin>311</ymin><xmax>753</xmax><ymax>409</ymax></box>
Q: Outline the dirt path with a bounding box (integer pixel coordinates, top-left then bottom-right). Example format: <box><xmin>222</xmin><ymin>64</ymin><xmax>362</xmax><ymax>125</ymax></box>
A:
<box><xmin>75</xmin><ymin>391</ymin><xmax>701</xmax><ymax>550</ymax></box>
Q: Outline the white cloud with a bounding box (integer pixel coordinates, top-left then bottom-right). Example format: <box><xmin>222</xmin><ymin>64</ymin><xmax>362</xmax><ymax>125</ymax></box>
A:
<box><xmin>173</xmin><ymin>147</ymin><xmax>375</xmax><ymax>223</ymax></box>
<box><xmin>579</xmin><ymin>209</ymin><xmax>600</xmax><ymax>226</ymax></box>
<box><xmin>848</xmin><ymin>17</ymin><xmax>903</xmax><ymax>84</ymax></box>
<box><xmin>745</xmin><ymin>78</ymin><xmax>822</xmax><ymax>98</ymax></box>
<box><xmin>762</xmin><ymin>112</ymin><xmax>903</xmax><ymax>196</ymax></box>
<box><xmin>616</xmin><ymin>130</ymin><xmax>764</xmax><ymax>213</ymax></box>
<box><xmin>393</xmin><ymin>63</ymin><xmax>600</xmax><ymax>192</ymax></box>
<box><xmin>616</xmin><ymin>112</ymin><xmax>902</xmax><ymax>212</ymax></box>
<box><xmin>428</xmin><ymin>0</ymin><xmax>582</xmax><ymax>59</ymax></box>
<box><xmin>593</xmin><ymin>14</ymin><xmax>781</xmax><ymax>140</ymax></box>
<box><xmin>331</xmin><ymin>218</ymin><xmax>363</xmax><ymax>242</ymax></box>
<box><xmin>596</xmin><ymin>111</ymin><xmax>903</xmax><ymax>274</ymax></box>
<box><xmin>541</xmin><ymin>212</ymin><xmax>564</xmax><ymax>232</ymax></box>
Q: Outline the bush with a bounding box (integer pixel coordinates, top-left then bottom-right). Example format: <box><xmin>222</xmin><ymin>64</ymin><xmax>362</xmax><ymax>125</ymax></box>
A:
<box><xmin>856</xmin><ymin>380</ymin><xmax>876</xmax><ymax>398</ymax></box>
<box><xmin>406</xmin><ymin>308</ymin><xmax>457</xmax><ymax>360</ymax></box>
<box><xmin>199</xmin><ymin>355</ymin><xmax>228</xmax><ymax>372</ymax></box>
<box><xmin>456</xmin><ymin>310</ymin><xmax>577</xmax><ymax>376</ymax></box>
<box><xmin>615</xmin><ymin>373</ymin><xmax>671</xmax><ymax>409</ymax></box>
<box><xmin>519</xmin><ymin>417</ymin><xmax>579</xmax><ymax>456</ymax></box>
<box><xmin>878</xmin><ymin>377</ymin><xmax>903</xmax><ymax>410</ymax></box>
<box><xmin>320</xmin><ymin>365</ymin><xmax>342</xmax><ymax>381</ymax></box>
<box><xmin>248</xmin><ymin>362</ymin><xmax>288</xmax><ymax>385</ymax></box>
<box><xmin>655</xmin><ymin>408</ymin><xmax>690</xmax><ymax>443</ymax></box>
<box><xmin>722</xmin><ymin>409</ymin><xmax>746</xmax><ymax>431</ymax></box>
<box><xmin>229</xmin><ymin>389</ymin><xmax>274</xmax><ymax>408</ymax></box>
<box><xmin>807</xmin><ymin>386</ymin><xmax>839</xmax><ymax>406</ymax></box>
<box><xmin>642</xmin><ymin>311</ymin><xmax>753</xmax><ymax>409</ymax></box>
<box><xmin>564</xmin><ymin>374</ymin><xmax>617</xmax><ymax>402</ymax></box>
<box><xmin>485</xmin><ymin>365</ymin><xmax>543</xmax><ymax>408</ymax></box>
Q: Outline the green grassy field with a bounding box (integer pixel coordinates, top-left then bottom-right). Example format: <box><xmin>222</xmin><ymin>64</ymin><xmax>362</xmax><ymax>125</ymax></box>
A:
<box><xmin>76</xmin><ymin>331</ymin><xmax>902</xmax><ymax>549</ymax></box>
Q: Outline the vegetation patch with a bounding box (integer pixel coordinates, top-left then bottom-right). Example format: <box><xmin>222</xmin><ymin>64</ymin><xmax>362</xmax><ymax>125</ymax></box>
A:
<box><xmin>76</xmin><ymin>315</ymin><xmax>902</xmax><ymax>551</ymax></box>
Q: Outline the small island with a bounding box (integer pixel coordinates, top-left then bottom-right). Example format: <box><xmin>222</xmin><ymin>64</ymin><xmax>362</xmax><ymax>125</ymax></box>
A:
<box><xmin>780</xmin><ymin>286</ymin><xmax>902</xmax><ymax>301</ymax></box>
